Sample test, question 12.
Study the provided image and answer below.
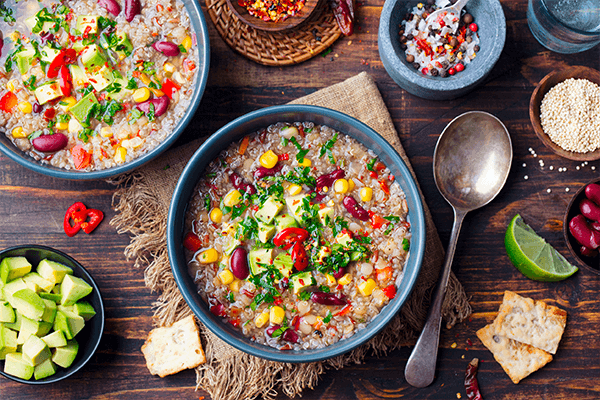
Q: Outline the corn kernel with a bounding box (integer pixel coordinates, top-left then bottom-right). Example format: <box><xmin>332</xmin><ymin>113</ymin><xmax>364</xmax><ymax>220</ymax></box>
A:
<box><xmin>228</xmin><ymin>281</ymin><xmax>241</xmax><ymax>293</ymax></box>
<box><xmin>288</xmin><ymin>184</ymin><xmax>302</xmax><ymax>196</ymax></box>
<box><xmin>358</xmin><ymin>278</ymin><xmax>377</xmax><ymax>296</ymax></box>
<box><xmin>270</xmin><ymin>306</ymin><xmax>285</xmax><ymax>325</ymax></box>
<box><xmin>11</xmin><ymin>127</ymin><xmax>26</xmax><ymax>138</ymax></box>
<box><xmin>334</xmin><ymin>179</ymin><xmax>349</xmax><ymax>193</ymax></box>
<box><xmin>338</xmin><ymin>273</ymin><xmax>352</xmax><ymax>285</ymax></box>
<box><xmin>325</xmin><ymin>274</ymin><xmax>336</xmax><ymax>286</ymax></box>
<box><xmin>210</xmin><ymin>208</ymin><xmax>223</xmax><ymax>223</ymax></box>
<box><xmin>259</xmin><ymin>150</ymin><xmax>279</xmax><ymax>169</ymax></box>
<box><xmin>347</xmin><ymin>178</ymin><xmax>356</xmax><ymax>191</ymax></box>
<box><xmin>199</xmin><ymin>248</ymin><xmax>219</xmax><ymax>264</ymax></box>
<box><xmin>255</xmin><ymin>312</ymin><xmax>270</xmax><ymax>328</ymax></box>
<box><xmin>100</xmin><ymin>127</ymin><xmax>113</xmax><ymax>137</ymax></box>
<box><xmin>59</xmin><ymin>96</ymin><xmax>77</xmax><ymax>111</ymax></box>
<box><xmin>417</xmin><ymin>2</ymin><xmax>424</xmax><ymax>8</ymax></box>
<box><xmin>298</xmin><ymin>157</ymin><xmax>312</xmax><ymax>167</ymax></box>
<box><xmin>140</xmin><ymin>73</ymin><xmax>152</xmax><ymax>85</ymax></box>
<box><xmin>133</xmin><ymin>87</ymin><xmax>150</xmax><ymax>103</ymax></box>
<box><xmin>163</xmin><ymin>62</ymin><xmax>176</xmax><ymax>74</ymax></box>
<box><xmin>182</xmin><ymin>35</ymin><xmax>193</xmax><ymax>51</ymax></box>
<box><xmin>218</xmin><ymin>269</ymin><xmax>234</xmax><ymax>285</ymax></box>
<box><xmin>327</xmin><ymin>199</ymin><xmax>335</xmax><ymax>207</ymax></box>
<box><xmin>56</xmin><ymin>122</ymin><xmax>68</xmax><ymax>131</ymax></box>
<box><xmin>360</xmin><ymin>187</ymin><xmax>373</xmax><ymax>202</ymax></box>
<box><xmin>114</xmin><ymin>146</ymin><xmax>127</xmax><ymax>163</ymax></box>
<box><xmin>9</xmin><ymin>31</ymin><xmax>19</xmax><ymax>42</ymax></box>
<box><xmin>6</xmin><ymin>80</ymin><xmax>17</xmax><ymax>92</ymax></box>
<box><xmin>223</xmin><ymin>189</ymin><xmax>242</xmax><ymax>207</ymax></box>
<box><xmin>17</xmin><ymin>101</ymin><xmax>32</xmax><ymax>114</ymax></box>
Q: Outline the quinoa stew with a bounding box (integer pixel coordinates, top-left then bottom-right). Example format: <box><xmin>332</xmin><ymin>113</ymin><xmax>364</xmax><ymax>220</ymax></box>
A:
<box><xmin>0</xmin><ymin>0</ymin><xmax>201</xmax><ymax>172</ymax></box>
<box><xmin>184</xmin><ymin>122</ymin><xmax>413</xmax><ymax>351</ymax></box>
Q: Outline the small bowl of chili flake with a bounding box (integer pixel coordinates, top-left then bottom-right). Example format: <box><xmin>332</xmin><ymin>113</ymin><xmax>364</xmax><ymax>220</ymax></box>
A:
<box><xmin>227</xmin><ymin>0</ymin><xmax>324</xmax><ymax>32</ymax></box>
<box><xmin>378</xmin><ymin>0</ymin><xmax>506</xmax><ymax>100</ymax></box>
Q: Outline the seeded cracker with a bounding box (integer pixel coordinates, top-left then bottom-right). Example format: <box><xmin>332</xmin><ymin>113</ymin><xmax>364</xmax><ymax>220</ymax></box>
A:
<box><xmin>494</xmin><ymin>291</ymin><xmax>567</xmax><ymax>355</ymax></box>
<box><xmin>476</xmin><ymin>323</ymin><xmax>552</xmax><ymax>384</ymax></box>
<box><xmin>141</xmin><ymin>315</ymin><xmax>206</xmax><ymax>377</ymax></box>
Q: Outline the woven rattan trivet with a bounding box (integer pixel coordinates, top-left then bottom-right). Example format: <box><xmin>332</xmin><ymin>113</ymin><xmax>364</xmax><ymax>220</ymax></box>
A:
<box><xmin>205</xmin><ymin>0</ymin><xmax>342</xmax><ymax>66</ymax></box>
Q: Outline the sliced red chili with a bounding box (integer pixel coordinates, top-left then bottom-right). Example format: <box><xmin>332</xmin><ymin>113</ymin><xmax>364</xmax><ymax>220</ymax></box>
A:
<box><xmin>47</xmin><ymin>48</ymin><xmax>77</xmax><ymax>79</ymax></box>
<box><xmin>183</xmin><ymin>231</ymin><xmax>203</xmax><ymax>252</ymax></box>
<box><xmin>63</xmin><ymin>202</ymin><xmax>87</xmax><ymax>237</ymax></box>
<box><xmin>273</xmin><ymin>227</ymin><xmax>309</xmax><ymax>250</ymax></box>
<box><xmin>291</xmin><ymin>241</ymin><xmax>308</xmax><ymax>271</ymax></box>
<box><xmin>59</xmin><ymin>65</ymin><xmax>72</xmax><ymax>97</ymax></box>
<box><xmin>334</xmin><ymin>304</ymin><xmax>353</xmax><ymax>317</ymax></box>
<box><xmin>80</xmin><ymin>208</ymin><xmax>104</xmax><ymax>234</ymax></box>
<box><xmin>161</xmin><ymin>78</ymin><xmax>180</xmax><ymax>100</ymax></box>
<box><xmin>379</xmin><ymin>179</ymin><xmax>390</xmax><ymax>195</ymax></box>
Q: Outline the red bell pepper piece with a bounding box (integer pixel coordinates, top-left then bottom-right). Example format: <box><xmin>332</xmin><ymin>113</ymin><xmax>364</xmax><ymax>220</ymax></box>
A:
<box><xmin>72</xmin><ymin>145</ymin><xmax>91</xmax><ymax>170</ymax></box>
<box><xmin>291</xmin><ymin>241</ymin><xmax>308</xmax><ymax>271</ymax></box>
<box><xmin>63</xmin><ymin>202</ymin><xmax>87</xmax><ymax>237</ymax></box>
<box><xmin>59</xmin><ymin>65</ymin><xmax>72</xmax><ymax>97</ymax></box>
<box><xmin>0</xmin><ymin>91</ymin><xmax>18</xmax><ymax>112</ymax></box>
<box><xmin>368</xmin><ymin>211</ymin><xmax>387</xmax><ymax>230</ymax></box>
<box><xmin>161</xmin><ymin>78</ymin><xmax>180</xmax><ymax>100</ymax></box>
<box><xmin>47</xmin><ymin>48</ymin><xmax>77</xmax><ymax>79</ymax></box>
<box><xmin>382</xmin><ymin>285</ymin><xmax>397</xmax><ymax>299</ymax></box>
<box><xmin>273</xmin><ymin>227</ymin><xmax>309</xmax><ymax>250</ymax></box>
<box><xmin>183</xmin><ymin>231</ymin><xmax>203</xmax><ymax>252</ymax></box>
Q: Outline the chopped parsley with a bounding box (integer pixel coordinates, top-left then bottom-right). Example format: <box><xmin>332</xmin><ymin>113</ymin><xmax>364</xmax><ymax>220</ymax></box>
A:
<box><xmin>178</xmin><ymin>44</ymin><xmax>187</xmax><ymax>53</ymax></box>
<box><xmin>0</xmin><ymin>3</ymin><xmax>15</xmax><ymax>23</ymax></box>
<box><xmin>383</xmin><ymin>216</ymin><xmax>401</xmax><ymax>235</ymax></box>
<box><xmin>367</xmin><ymin>157</ymin><xmax>378</xmax><ymax>171</ymax></box>
<box><xmin>204</xmin><ymin>194</ymin><xmax>211</xmax><ymax>210</ymax></box>
<box><xmin>78</xmin><ymin>128</ymin><xmax>95</xmax><ymax>143</ymax></box>
<box><xmin>289</xmin><ymin>136</ymin><xmax>309</xmax><ymax>163</ymax></box>
<box><xmin>283</xmin><ymin>167</ymin><xmax>316</xmax><ymax>187</ymax></box>
<box><xmin>319</xmin><ymin>132</ymin><xmax>338</xmax><ymax>165</ymax></box>
<box><xmin>298</xmin><ymin>291</ymin><xmax>311</xmax><ymax>301</ymax></box>
<box><xmin>146</xmin><ymin>103</ymin><xmax>155</xmax><ymax>122</ymax></box>
<box><xmin>323</xmin><ymin>311</ymin><xmax>333</xmax><ymax>323</ymax></box>
<box><xmin>125</xmin><ymin>78</ymin><xmax>138</xmax><ymax>90</ymax></box>
<box><xmin>402</xmin><ymin>238</ymin><xmax>410</xmax><ymax>252</ymax></box>
<box><xmin>23</xmin><ymin>76</ymin><xmax>37</xmax><ymax>91</ymax></box>
<box><xmin>128</xmin><ymin>109</ymin><xmax>144</xmax><ymax>124</ymax></box>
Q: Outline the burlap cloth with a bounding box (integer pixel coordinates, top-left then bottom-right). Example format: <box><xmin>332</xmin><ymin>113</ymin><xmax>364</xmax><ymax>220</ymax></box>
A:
<box><xmin>110</xmin><ymin>72</ymin><xmax>471</xmax><ymax>400</ymax></box>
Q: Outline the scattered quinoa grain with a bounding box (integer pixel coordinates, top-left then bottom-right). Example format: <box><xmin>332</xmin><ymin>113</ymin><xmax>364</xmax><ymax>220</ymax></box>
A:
<box><xmin>524</xmin><ymin>175</ymin><xmax>529</xmax><ymax>180</ymax></box>
<box><xmin>547</xmin><ymin>188</ymin><xmax>552</xmax><ymax>193</ymax></box>
<box><xmin>549</xmin><ymin>166</ymin><xmax>554</xmax><ymax>170</ymax></box>
<box><xmin>577</xmin><ymin>166</ymin><xmax>580</xmax><ymax>170</ymax></box>
<box><xmin>593</xmin><ymin>166</ymin><xmax>596</xmax><ymax>170</ymax></box>
<box><xmin>566</xmin><ymin>188</ymin><xmax>570</xmax><ymax>192</ymax></box>
<box><xmin>522</xmin><ymin>163</ymin><xmax>526</xmax><ymax>167</ymax></box>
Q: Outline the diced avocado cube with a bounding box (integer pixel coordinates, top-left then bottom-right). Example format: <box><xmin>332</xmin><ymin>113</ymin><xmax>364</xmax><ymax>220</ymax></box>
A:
<box><xmin>0</xmin><ymin>324</ymin><xmax>18</xmax><ymax>359</ymax></box>
<box><xmin>69</xmin><ymin>64</ymin><xmax>89</xmax><ymax>88</ymax></box>
<box><xmin>255</xmin><ymin>196</ymin><xmax>284</xmax><ymax>224</ymax></box>
<box><xmin>52</xmin><ymin>339</ymin><xmax>79</xmax><ymax>368</ymax></box>
<box><xmin>60</xmin><ymin>275</ymin><xmax>93</xmax><ymax>306</ymax></box>
<box><xmin>224</xmin><ymin>237</ymin><xmax>243</xmax><ymax>256</ymax></box>
<box><xmin>274</xmin><ymin>213</ymin><xmax>298</xmax><ymax>233</ymax></box>
<box><xmin>53</xmin><ymin>310</ymin><xmax>85</xmax><ymax>340</ymax></box>
<box><xmin>285</xmin><ymin>194</ymin><xmax>309</xmax><ymax>225</ymax></box>
<box><xmin>0</xmin><ymin>301</ymin><xmax>15</xmax><ymax>323</ymax></box>
<box><xmin>52</xmin><ymin>284</ymin><xmax>61</xmax><ymax>294</ymax></box>
<box><xmin>248</xmin><ymin>248</ymin><xmax>273</xmax><ymax>276</ymax></box>
<box><xmin>0</xmin><ymin>280</ymin><xmax>4</xmax><ymax>301</ymax></box>
<box><xmin>72</xmin><ymin>40</ymin><xmax>86</xmax><ymax>53</ymax></box>
<box><xmin>257</xmin><ymin>222</ymin><xmax>276</xmax><ymax>244</ymax></box>
<box><xmin>318</xmin><ymin>207</ymin><xmax>334</xmax><ymax>225</ymax></box>
<box><xmin>76</xmin><ymin>15</ymin><xmax>98</xmax><ymax>34</ymax></box>
<box><xmin>57</xmin><ymin>304</ymin><xmax>74</xmax><ymax>314</ymax></box>
<box><xmin>34</xmin><ymin>358</ymin><xmax>57</xmax><ymax>380</ymax></box>
<box><xmin>41</xmin><ymin>330</ymin><xmax>67</xmax><ymax>348</ymax></box>
<box><xmin>24</xmin><ymin>14</ymin><xmax>55</xmax><ymax>34</ymax></box>
<box><xmin>4</xmin><ymin>352</ymin><xmax>34</xmax><ymax>380</ymax></box>
<box><xmin>80</xmin><ymin>44</ymin><xmax>106</xmax><ymax>71</ymax></box>
<box><xmin>114</xmin><ymin>32</ymin><xmax>133</xmax><ymax>59</ymax></box>
<box><xmin>39</xmin><ymin>292</ymin><xmax>61</xmax><ymax>303</ymax></box>
<box><xmin>22</xmin><ymin>272</ymin><xmax>54</xmax><ymax>293</ymax></box>
<box><xmin>69</xmin><ymin>92</ymin><xmax>99</xmax><ymax>124</ymax></box>
<box><xmin>290</xmin><ymin>271</ymin><xmax>315</xmax><ymax>294</ymax></box>
<box><xmin>40</xmin><ymin>45</ymin><xmax>61</xmax><ymax>64</ymax></box>
<box><xmin>73</xmin><ymin>301</ymin><xmax>96</xmax><ymax>321</ymax></box>
<box><xmin>8</xmin><ymin>288</ymin><xmax>45</xmax><ymax>321</ymax></box>
<box><xmin>15</xmin><ymin>47</ymin><xmax>36</xmax><ymax>75</ymax></box>
<box><xmin>316</xmin><ymin>246</ymin><xmax>332</xmax><ymax>264</ymax></box>
<box><xmin>336</xmin><ymin>231</ymin><xmax>354</xmax><ymax>247</ymax></box>
<box><xmin>37</xmin><ymin>321</ymin><xmax>53</xmax><ymax>337</ymax></box>
<box><xmin>37</xmin><ymin>259</ymin><xmax>73</xmax><ymax>285</ymax></box>
<box><xmin>2</xmin><ymin>278</ymin><xmax>27</xmax><ymax>303</ymax></box>
<box><xmin>22</xmin><ymin>335</ymin><xmax>51</xmax><ymax>366</ymax></box>
<box><xmin>34</xmin><ymin>81</ymin><xmax>62</xmax><ymax>105</ymax></box>
<box><xmin>40</xmin><ymin>299</ymin><xmax>57</xmax><ymax>324</ymax></box>
<box><xmin>87</xmin><ymin>65</ymin><xmax>114</xmax><ymax>92</ymax></box>
<box><xmin>273</xmin><ymin>253</ymin><xmax>293</xmax><ymax>278</ymax></box>
<box><xmin>1</xmin><ymin>257</ymin><xmax>32</xmax><ymax>284</ymax></box>
<box><xmin>17</xmin><ymin>315</ymin><xmax>41</xmax><ymax>345</ymax></box>
<box><xmin>105</xmin><ymin>78</ymin><xmax>133</xmax><ymax>101</ymax></box>
<box><xmin>4</xmin><ymin>311</ymin><xmax>23</xmax><ymax>331</ymax></box>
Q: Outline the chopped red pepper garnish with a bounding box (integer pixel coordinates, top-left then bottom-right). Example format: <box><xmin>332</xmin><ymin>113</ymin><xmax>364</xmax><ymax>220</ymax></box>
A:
<box><xmin>59</xmin><ymin>65</ymin><xmax>73</xmax><ymax>97</ymax></box>
<box><xmin>47</xmin><ymin>49</ymin><xmax>77</xmax><ymax>79</ymax></box>
<box><xmin>379</xmin><ymin>179</ymin><xmax>390</xmax><ymax>195</ymax></box>
<box><xmin>72</xmin><ymin>145</ymin><xmax>91</xmax><ymax>170</ymax></box>
<box><xmin>368</xmin><ymin>211</ymin><xmax>387</xmax><ymax>230</ymax></box>
<box><xmin>291</xmin><ymin>241</ymin><xmax>308</xmax><ymax>271</ymax></box>
<box><xmin>376</xmin><ymin>266</ymin><xmax>393</xmax><ymax>282</ymax></box>
<box><xmin>273</xmin><ymin>227</ymin><xmax>309</xmax><ymax>250</ymax></box>
<box><xmin>382</xmin><ymin>285</ymin><xmax>396</xmax><ymax>299</ymax></box>
<box><xmin>183</xmin><ymin>231</ymin><xmax>203</xmax><ymax>252</ymax></box>
<box><xmin>335</xmin><ymin>304</ymin><xmax>353</xmax><ymax>317</ymax></box>
<box><xmin>63</xmin><ymin>202</ymin><xmax>103</xmax><ymax>236</ymax></box>
<box><xmin>161</xmin><ymin>78</ymin><xmax>180</xmax><ymax>100</ymax></box>
<box><xmin>0</xmin><ymin>91</ymin><xmax>18</xmax><ymax>112</ymax></box>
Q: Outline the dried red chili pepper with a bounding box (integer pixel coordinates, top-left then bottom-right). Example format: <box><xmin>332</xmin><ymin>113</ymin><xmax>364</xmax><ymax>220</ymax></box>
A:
<box><xmin>273</xmin><ymin>227</ymin><xmax>309</xmax><ymax>250</ymax></box>
<box><xmin>465</xmin><ymin>358</ymin><xmax>483</xmax><ymax>400</ymax></box>
<box><xmin>330</xmin><ymin>0</ymin><xmax>354</xmax><ymax>36</ymax></box>
<box><xmin>63</xmin><ymin>202</ymin><xmax>87</xmax><ymax>237</ymax></box>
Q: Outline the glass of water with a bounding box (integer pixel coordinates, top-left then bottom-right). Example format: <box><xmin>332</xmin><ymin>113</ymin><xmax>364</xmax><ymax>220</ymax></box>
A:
<box><xmin>527</xmin><ymin>0</ymin><xmax>600</xmax><ymax>53</ymax></box>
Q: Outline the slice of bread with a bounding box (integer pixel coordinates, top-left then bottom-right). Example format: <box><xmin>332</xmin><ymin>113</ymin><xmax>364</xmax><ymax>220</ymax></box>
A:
<box><xmin>494</xmin><ymin>290</ymin><xmax>567</xmax><ymax>355</ymax></box>
<box><xmin>141</xmin><ymin>315</ymin><xmax>206</xmax><ymax>377</ymax></box>
<box><xmin>476</xmin><ymin>323</ymin><xmax>552</xmax><ymax>384</ymax></box>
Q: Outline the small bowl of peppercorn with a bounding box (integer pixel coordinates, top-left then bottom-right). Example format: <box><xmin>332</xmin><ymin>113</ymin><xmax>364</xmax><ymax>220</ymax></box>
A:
<box><xmin>378</xmin><ymin>0</ymin><xmax>506</xmax><ymax>100</ymax></box>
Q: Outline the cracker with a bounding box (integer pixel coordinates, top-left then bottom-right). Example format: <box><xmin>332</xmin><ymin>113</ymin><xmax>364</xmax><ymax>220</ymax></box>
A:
<box><xmin>494</xmin><ymin>290</ymin><xmax>567</xmax><ymax>354</ymax></box>
<box><xmin>476</xmin><ymin>323</ymin><xmax>552</xmax><ymax>384</ymax></box>
<box><xmin>141</xmin><ymin>315</ymin><xmax>206</xmax><ymax>377</ymax></box>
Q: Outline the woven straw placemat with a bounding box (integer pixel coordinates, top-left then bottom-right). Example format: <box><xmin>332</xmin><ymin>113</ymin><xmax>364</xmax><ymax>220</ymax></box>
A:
<box><xmin>110</xmin><ymin>72</ymin><xmax>471</xmax><ymax>400</ymax></box>
<box><xmin>205</xmin><ymin>0</ymin><xmax>341</xmax><ymax>66</ymax></box>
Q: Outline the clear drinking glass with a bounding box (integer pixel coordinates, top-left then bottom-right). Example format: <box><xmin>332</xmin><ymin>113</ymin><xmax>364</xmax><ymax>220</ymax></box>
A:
<box><xmin>527</xmin><ymin>0</ymin><xmax>600</xmax><ymax>53</ymax></box>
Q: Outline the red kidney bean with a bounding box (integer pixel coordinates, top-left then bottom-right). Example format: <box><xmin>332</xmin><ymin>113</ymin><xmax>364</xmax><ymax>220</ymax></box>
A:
<box><xmin>333</xmin><ymin>267</ymin><xmax>346</xmax><ymax>279</ymax></box>
<box><xmin>208</xmin><ymin>297</ymin><xmax>227</xmax><ymax>317</ymax></box>
<box><xmin>310</xmin><ymin>291</ymin><xmax>347</xmax><ymax>306</ymax></box>
<box><xmin>124</xmin><ymin>0</ymin><xmax>141</xmax><ymax>22</ymax></box>
<box><xmin>98</xmin><ymin>0</ymin><xmax>121</xmax><ymax>16</ymax></box>
<box><xmin>316</xmin><ymin>168</ymin><xmax>345</xmax><ymax>191</ymax></box>
<box><xmin>585</xmin><ymin>183</ymin><xmax>600</xmax><ymax>206</ymax></box>
<box><xmin>254</xmin><ymin>164</ymin><xmax>282</xmax><ymax>180</ymax></box>
<box><xmin>266</xmin><ymin>325</ymin><xmax>281</xmax><ymax>336</ymax></box>
<box><xmin>230</xmin><ymin>247</ymin><xmax>249</xmax><ymax>280</ymax></box>
<box><xmin>580</xmin><ymin>199</ymin><xmax>600</xmax><ymax>221</ymax></box>
<box><xmin>229</xmin><ymin>171</ymin><xmax>256</xmax><ymax>194</ymax></box>
<box><xmin>342</xmin><ymin>196</ymin><xmax>369</xmax><ymax>221</ymax></box>
<box><xmin>152</xmin><ymin>41</ymin><xmax>180</xmax><ymax>57</ymax></box>
<box><xmin>32</xmin><ymin>133</ymin><xmax>68</xmax><ymax>152</ymax></box>
<box><xmin>282</xmin><ymin>329</ymin><xmax>299</xmax><ymax>343</ymax></box>
<box><xmin>32</xmin><ymin>102</ymin><xmax>42</xmax><ymax>113</ymax></box>
<box><xmin>0</xmin><ymin>32</ymin><xmax>3</xmax><ymax>58</ymax></box>
<box><xmin>39</xmin><ymin>31</ymin><xmax>54</xmax><ymax>45</ymax></box>
<box><xmin>569</xmin><ymin>214</ymin><xmax>600</xmax><ymax>249</ymax></box>
<box><xmin>137</xmin><ymin>96</ymin><xmax>170</xmax><ymax>117</ymax></box>
<box><xmin>580</xmin><ymin>245</ymin><xmax>598</xmax><ymax>258</ymax></box>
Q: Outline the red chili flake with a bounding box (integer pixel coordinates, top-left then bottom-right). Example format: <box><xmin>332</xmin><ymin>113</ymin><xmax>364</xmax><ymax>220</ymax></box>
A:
<box><xmin>278</xmin><ymin>153</ymin><xmax>289</xmax><ymax>161</ymax></box>
<box><xmin>369</xmin><ymin>171</ymin><xmax>378</xmax><ymax>178</ymax></box>
<box><xmin>467</xmin><ymin>338</ymin><xmax>473</xmax><ymax>346</ymax></box>
<box><xmin>388</xmin><ymin>174</ymin><xmax>395</xmax><ymax>182</ymax></box>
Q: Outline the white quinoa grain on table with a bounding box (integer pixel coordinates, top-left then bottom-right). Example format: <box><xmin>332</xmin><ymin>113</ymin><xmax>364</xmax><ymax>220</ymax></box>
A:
<box><xmin>540</xmin><ymin>78</ymin><xmax>600</xmax><ymax>153</ymax></box>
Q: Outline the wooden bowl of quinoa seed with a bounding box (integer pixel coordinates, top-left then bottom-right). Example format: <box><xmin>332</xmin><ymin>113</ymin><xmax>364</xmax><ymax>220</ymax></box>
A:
<box><xmin>530</xmin><ymin>66</ymin><xmax>600</xmax><ymax>161</ymax></box>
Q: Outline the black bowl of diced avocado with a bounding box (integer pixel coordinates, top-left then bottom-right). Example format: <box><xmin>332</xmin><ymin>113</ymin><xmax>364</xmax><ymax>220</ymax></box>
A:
<box><xmin>0</xmin><ymin>245</ymin><xmax>104</xmax><ymax>384</ymax></box>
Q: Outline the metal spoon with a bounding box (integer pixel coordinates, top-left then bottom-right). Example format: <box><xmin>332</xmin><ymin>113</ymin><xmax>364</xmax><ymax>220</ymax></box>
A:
<box><xmin>425</xmin><ymin>0</ymin><xmax>471</xmax><ymax>29</ymax></box>
<box><xmin>404</xmin><ymin>111</ymin><xmax>512</xmax><ymax>388</ymax></box>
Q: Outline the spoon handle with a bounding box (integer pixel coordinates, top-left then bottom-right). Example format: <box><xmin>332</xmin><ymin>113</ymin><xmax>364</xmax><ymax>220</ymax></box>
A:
<box><xmin>453</xmin><ymin>0</ymin><xmax>470</xmax><ymax>11</ymax></box>
<box><xmin>404</xmin><ymin>208</ymin><xmax>467</xmax><ymax>388</ymax></box>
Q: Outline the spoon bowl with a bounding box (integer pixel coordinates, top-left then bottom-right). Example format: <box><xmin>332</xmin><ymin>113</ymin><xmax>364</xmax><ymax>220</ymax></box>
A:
<box><xmin>405</xmin><ymin>111</ymin><xmax>512</xmax><ymax>387</ymax></box>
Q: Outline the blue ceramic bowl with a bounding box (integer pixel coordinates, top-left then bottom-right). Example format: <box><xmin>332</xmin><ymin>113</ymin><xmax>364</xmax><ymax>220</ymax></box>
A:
<box><xmin>378</xmin><ymin>0</ymin><xmax>506</xmax><ymax>100</ymax></box>
<box><xmin>167</xmin><ymin>105</ymin><xmax>426</xmax><ymax>363</ymax></box>
<box><xmin>0</xmin><ymin>0</ymin><xmax>210</xmax><ymax>180</ymax></box>
<box><xmin>0</xmin><ymin>245</ymin><xmax>105</xmax><ymax>384</ymax></box>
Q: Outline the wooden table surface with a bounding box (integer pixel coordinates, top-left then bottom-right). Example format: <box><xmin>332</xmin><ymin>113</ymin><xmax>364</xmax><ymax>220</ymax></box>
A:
<box><xmin>2</xmin><ymin>0</ymin><xmax>600</xmax><ymax>398</ymax></box>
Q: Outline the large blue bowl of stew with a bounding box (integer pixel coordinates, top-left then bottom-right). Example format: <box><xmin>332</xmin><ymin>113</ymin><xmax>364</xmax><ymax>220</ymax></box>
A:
<box><xmin>167</xmin><ymin>105</ymin><xmax>426</xmax><ymax>363</ymax></box>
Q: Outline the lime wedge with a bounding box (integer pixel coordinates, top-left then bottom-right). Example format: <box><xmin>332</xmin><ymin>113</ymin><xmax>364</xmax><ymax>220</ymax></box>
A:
<box><xmin>505</xmin><ymin>214</ymin><xmax>578</xmax><ymax>281</ymax></box>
